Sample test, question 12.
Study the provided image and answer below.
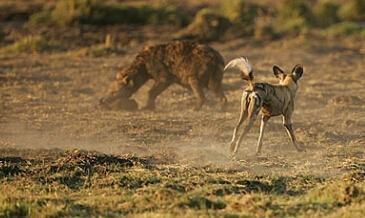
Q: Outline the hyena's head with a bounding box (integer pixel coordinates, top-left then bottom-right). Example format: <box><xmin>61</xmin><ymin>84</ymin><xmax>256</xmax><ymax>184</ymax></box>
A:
<box><xmin>99</xmin><ymin>67</ymin><xmax>142</xmax><ymax>111</ymax></box>
<box><xmin>272</xmin><ymin>64</ymin><xmax>303</xmax><ymax>86</ymax></box>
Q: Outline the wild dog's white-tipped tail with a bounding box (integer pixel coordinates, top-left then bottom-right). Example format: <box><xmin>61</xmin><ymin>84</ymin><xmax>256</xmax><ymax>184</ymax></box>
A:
<box><xmin>224</xmin><ymin>57</ymin><xmax>254</xmax><ymax>81</ymax></box>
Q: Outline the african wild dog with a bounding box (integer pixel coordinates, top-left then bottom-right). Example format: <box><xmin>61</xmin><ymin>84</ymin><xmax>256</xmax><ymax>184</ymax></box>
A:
<box><xmin>99</xmin><ymin>40</ymin><xmax>227</xmax><ymax>111</ymax></box>
<box><xmin>225</xmin><ymin>57</ymin><xmax>305</xmax><ymax>157</ymax></box>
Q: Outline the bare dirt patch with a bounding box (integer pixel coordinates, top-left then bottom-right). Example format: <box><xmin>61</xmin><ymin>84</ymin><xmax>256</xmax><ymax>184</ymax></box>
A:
<box><xmin>1</xmin><ymin>21</ymin><xmax>365</xmax><ymax>217</ymax></box>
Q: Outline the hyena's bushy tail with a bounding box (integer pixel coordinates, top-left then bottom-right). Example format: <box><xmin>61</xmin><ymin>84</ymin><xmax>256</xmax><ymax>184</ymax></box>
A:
<box><xmin>224</xmin><ymin>57</ymin><xmax>254</xmax><ymax>82</ymax></box>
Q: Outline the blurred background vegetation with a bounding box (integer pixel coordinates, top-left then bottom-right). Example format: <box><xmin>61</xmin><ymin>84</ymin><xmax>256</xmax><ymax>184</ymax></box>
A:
<box><xmin>0</xmin><ymin>0</ymin><xmax>364</xmax><ymax>55</ymax></box>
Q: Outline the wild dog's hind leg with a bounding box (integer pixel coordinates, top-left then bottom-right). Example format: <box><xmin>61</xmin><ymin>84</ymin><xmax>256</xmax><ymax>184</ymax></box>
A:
<box><xmin>230</xmin><ymin>91</ymin><xmax>249</xmax><ymax>153</ymax></box>
<box><xmin>189</xmin><ymin>78</ymin><xmax>206</xmax><ymax>110</ymax></box>
<box><xmin>283</xmin><ymin>115</ymin><xmax>304</xmax><ymax>152</ymax></box>
<box><xmin>232</xmin><ymin>115</ymin><xmax>257</xmax><ymax>156</ymax></box>
<box><xmin>232</xmin><ymin>93</ymin><xmax>260</xmax><ymax>156</ymax></box>
<box><xmin>144</xmin><ymin>81</ymin><xmax>170</xmax><ymax>110</ymax></box>
<box><xmin>256</xmin><ymin>115</ymin><xmax>270</xmax><ymax>155</ymax></box>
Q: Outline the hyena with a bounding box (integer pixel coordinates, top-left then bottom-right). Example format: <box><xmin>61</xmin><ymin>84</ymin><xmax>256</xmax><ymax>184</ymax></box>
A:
<box><xmin>99</xmin><ymin>40</ymin><xmax>227</xmax><ymax>110</ymax></box>
<box><xmin>225</xmin><ymin>57</ymin><xmax>305</xmax><ymax>157</ymax></box>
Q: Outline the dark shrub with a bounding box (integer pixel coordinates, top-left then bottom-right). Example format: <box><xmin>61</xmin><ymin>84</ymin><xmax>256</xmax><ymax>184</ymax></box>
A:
<box><xmin>338</xmin><ymin>0</ymin><xmax>365</xmax><ymax>22</ymax></box>
<box><xmin>314</xmin><ymin>0</ymin><xmax>340</xmax><ymax>27</ymax></box>
<box><xmin>174</xmin><ymin>8</ymin><xmax>231</xmax><ymax>42</ymax></box>
<box><xmin>274</xmin><ymin>0</ymin><xmax>314</xmax><ymax>35</ymax></box>
<box><xmin>29</xmin><ymin>0</ymin><xmax>190</xmax><ymax>27</ymax></box>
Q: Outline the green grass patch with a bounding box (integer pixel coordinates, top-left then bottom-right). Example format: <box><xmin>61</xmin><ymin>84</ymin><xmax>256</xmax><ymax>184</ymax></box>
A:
<box><xmin>0</xmin><ymin>148</ymin><xmax>364</xmax><ymax>217</ymax></box>
<box><xmin>274</xmin><ymin>0</ymin><xmax>314</xmax><ymax>35</ymax></box>
<box><xmin>180</xmin><ymin>196</ymin><xmax>226</xmax><ymax>210</ymax></box>
<box><xmin>28</xmin><ymin>0</ymin><xmax>190</xmax><ymax>27</ymax></box>
<box><xmin>0</xmin><ymin>202</ymin><xmax>30</xmax><ymax>218</ymax></box>
<box><xmin>253</xmin><ymin>17</ymin><xmax>279</xmax><ymax>40</ymax></box>
<box><xmin>0</xmin><ymin>36</ymin><xmax>61</xmax><ymax>54</ymax></box>
<box><xmin>304</xmin><ymin>182</ymin><xmax>363</xmax><ymax>206</ymax></box>
<box><xmin>174</xmin><ymin>8</ymin><xmax>231</xmax><ymax>41</ymax></box>
<box><xmin>313</xmin><ymin>0</ymin><xmax>340</xmax><ymax>27</ymax></box>
<box><xmin>324</xmin><ymin>22</ymin><xmax>365</xmax><ymax>37</ymax></box>
<box><xmin>338</xmin><ymin>0</ymin><xmax>365</xmax><ymax>22</ymax></box>
<box><xmin>218</xmin><ymin>0</ymin><xmax>258</xmax><ymax>25</ymax></box>
<box><xmin>72</xmin><ymin>44</ymin><xmax>125</xmax><ymax>57</ymax></box>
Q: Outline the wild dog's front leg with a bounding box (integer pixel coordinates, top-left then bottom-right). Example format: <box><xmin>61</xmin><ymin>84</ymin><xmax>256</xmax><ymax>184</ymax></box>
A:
<box><xmin>230</xmin><ymin>91</ymin><xmax>249</xmax><ymax>153</ymax></box>
<box><xmin>144</xmin><ymin>81</ymin><xmax>170</xmax><ymax>110</ymax></box>
<box><xmin>189</xmin><ymin>78</ymin><xmax>206</xmax><ymax>110</ymax></box>
<box><xmin>256</xmin><ymin>115</ymin><xmax>270</xmax><ymax>155</ymax></box>
<box><xmin>283</xmin><ymin>115</ymin><xmax>304</xmax><ymax>152</ymax></box>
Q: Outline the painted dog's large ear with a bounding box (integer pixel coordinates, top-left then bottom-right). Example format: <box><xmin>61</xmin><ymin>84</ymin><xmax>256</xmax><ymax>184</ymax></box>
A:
<box><xmin>273</xmin><ymin>65</ymin><xmax>285</xmax><ymax>79</ymax></box>
<box><xmin>292</xmin><ymin>64</ymin><xmax>303</xmax><ymax>80</ymax></box>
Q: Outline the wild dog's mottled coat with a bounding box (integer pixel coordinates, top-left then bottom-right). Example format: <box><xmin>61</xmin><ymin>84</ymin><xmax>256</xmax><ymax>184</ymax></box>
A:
<box><xmin>225</xmin><ymin>57</ymin><xmax>304</xmax><ymax>156</ymax></box>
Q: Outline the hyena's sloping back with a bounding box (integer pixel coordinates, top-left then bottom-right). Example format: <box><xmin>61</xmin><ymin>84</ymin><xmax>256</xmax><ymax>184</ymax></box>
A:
<box><xmin>138</xmin><ymin>40</ymin><xmax>225</xmax><ymax>86</ymax></box>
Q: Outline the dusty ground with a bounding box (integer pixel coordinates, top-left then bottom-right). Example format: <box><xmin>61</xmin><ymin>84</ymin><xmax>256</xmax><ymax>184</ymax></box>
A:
<box><xmin>0</xmin><ymin>28</ymin><xmax>365</xmax><ymax>216</ymax></box>
<box><xmin>1</xmin><ymin>35</ymin><xmax>364</xmax><ymax>170</ymax></box>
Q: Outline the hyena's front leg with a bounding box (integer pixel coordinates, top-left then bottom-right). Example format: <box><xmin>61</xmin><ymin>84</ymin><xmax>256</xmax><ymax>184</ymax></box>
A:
<box><xmin>283</xmin><ymin>115</ymin><xmax>304</xmax><ymax>152</ymax></box>
<box><xmin>189</xmin><ymin>78</ymin><xmax>206</xmax><ymax>110</ymax></box>
<box><xmin>144</xmin><ymin>81</ymin><xmax>170</xmax><ymax>110</ymax></box>
<box><xmin>230</xmin><ymin>91</ymin><xmax>249</xmax><ymax>153</ymax></box>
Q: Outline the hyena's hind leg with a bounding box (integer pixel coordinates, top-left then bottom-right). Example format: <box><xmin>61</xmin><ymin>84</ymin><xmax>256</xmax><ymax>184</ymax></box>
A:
<box><xmin>229</xmin><ymin>91</ymin><xmax>250</xmax><ymax>153</ymax></box>
<box><xmin>209</xmin><ymin>81</ymin><xmax>227</xmax><ymax>110</ymax></box>
<box><xmin>216</xmin><ymin>89</ymin><xmax>227</xmax><ymax>111</ymax></box>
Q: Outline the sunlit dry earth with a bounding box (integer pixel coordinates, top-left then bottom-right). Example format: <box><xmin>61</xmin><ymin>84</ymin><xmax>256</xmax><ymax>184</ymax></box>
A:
<box><xmin>1</xmin><ymin>36</ymin><xmax>364</xmax><ymax>170</ymax></box>
<box><xmin>1</xmin><ymin>31</ymin><xmax>365</xmax><ymax>216</ymax></box>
